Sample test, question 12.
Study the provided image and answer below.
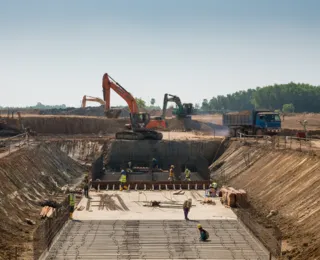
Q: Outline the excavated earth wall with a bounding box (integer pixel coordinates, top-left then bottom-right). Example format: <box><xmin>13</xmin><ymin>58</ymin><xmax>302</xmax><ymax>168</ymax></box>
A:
<box><xmin>7</xmin><ymin>116</ymin><xmax>127</xmax><ymax>135</ymax></box>
<box><xmin>6</xmin><ymin>116</ymin><xmax>226</xmax><ymax>135</ymax></box>
<box><xmin>0</xmin><ymin>144</ymin><xmax>85</xmax><ymax>260</ymax></box>
<box><xmin>210</xmin><ymin>141</ymin><xmax>320</xmax><ymax>260</ymax></box>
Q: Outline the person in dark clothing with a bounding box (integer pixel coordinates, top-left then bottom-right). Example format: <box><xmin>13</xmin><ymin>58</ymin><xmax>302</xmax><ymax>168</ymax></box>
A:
<box><xmin>183</xmin><ymin>198</ymin><xmax>192</xmax><ymax>220</ymax></box>
<box><xmin>83</xmin><ymin>182</ymin><xmax>89</xmax><ymax>198</ymax></box>
<box><xmin>152</xmin><ymin>158</ymin><xmax>158</xmax><ymax>169</ymax></box>
<box><xmin>197</xmin><ymin>224</ymin><xmax>209</xmax><ymax>241</ymax></box>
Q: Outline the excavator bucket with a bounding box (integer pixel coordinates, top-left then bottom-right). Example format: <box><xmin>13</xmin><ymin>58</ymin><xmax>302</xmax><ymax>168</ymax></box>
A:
<box><xmin>105</xmin><ymin>109</ymin><xmax>122</xmax><ymax>118</ymax></box>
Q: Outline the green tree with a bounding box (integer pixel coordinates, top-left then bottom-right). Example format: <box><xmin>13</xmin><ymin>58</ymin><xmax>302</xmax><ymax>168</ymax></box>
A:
<box><xmin>200</xmin><ymin>83</ymin><xmax>320</xmax><ymax>113</ymax></box>
<box><xmin>201</xmin><ymin>99</ymin><xmax>210</xmax><ymax>111</ymax></box>
<box><xmin>282</xmin><ymin>103</ymin><xmax>295</xmax><ymax>113</ymax></box>
<box><xmin>150</xmin><ymin>98</ymin><xmax>156</xmax><ymax>106</ymax></box>
<box><xmin>135</xmin><ymin>97</ymin><xmax>146</xmax><ymax>108</ymax></box>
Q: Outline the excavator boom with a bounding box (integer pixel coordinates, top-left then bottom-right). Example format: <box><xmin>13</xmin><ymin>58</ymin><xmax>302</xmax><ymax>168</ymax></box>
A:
<box><xmin>102</xmin><ymin>73</ymin><xmax>163</xmax><ymax>140</ymax></box>
<box><xmin>82</xmin><ymin>95</ymin><xmax>106</xmax><ymax>108</ymax></box>
<box><xmin>103</xmin><ymin>74</ymin><xmax>139</xmax><ymax>114</ymax></box>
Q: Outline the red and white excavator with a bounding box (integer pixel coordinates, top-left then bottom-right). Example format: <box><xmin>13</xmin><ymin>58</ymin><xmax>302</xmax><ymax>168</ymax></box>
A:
<box><xmin>102</xmin><ymin>73</ymin><xmax>165</xmax><ymax>140</ymax></box>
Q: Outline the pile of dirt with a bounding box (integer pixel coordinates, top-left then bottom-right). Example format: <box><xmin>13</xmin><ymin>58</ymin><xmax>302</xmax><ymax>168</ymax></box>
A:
<box><xmin>210</xmin><ymin>141</ymin><xmax>320</xmax><ymax>259</ymax></box>
<box><xmin>166</xmin><ymin>118</ymin><xmax>216</xmax><ymax>132</ymax></box>
<box><xmin>0</xmin><ymin>144</ymin><xmax>85</xmax><ymax>259</ymax></box>
<box><xmin>39</xmin><ymin>106</ymin><xmax>131</xmax><ymax>118</ymax></box>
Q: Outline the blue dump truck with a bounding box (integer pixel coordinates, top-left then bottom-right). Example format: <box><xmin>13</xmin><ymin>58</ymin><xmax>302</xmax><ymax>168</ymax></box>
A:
<box><xmin>223</xmin><ymin>110</ymin><xmax>281</xmax><ymax>137</ymax></box>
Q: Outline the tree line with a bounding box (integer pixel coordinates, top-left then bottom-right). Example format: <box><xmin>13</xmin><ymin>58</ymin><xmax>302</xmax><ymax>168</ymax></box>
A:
<box><xmin>0</xmin><ymin>102</ymin><xmax>67</xmax><ymax>110</ymax></box>
<box><xmin>200</xmin><ymin>83</ymin><xmax>320</xmax><ymax>113</ymax></box>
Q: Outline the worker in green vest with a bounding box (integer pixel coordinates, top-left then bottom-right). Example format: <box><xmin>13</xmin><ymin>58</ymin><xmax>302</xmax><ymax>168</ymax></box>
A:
<box><xmin>119</xmin><ymin>169</ymin><xmax>128</xmax><ymax>191</ymax></box>
<box><xmin>184</xmin><ymin>167</ymin><xmax>191</xmax><ymax>181</ymax></box>
<box><xmin>69</xmin><ymin>192</ymin><xmax>75</xmax><ymax>219</ymax></box>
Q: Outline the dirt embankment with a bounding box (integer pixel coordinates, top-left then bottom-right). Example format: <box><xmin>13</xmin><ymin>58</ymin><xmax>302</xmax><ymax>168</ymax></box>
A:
<box><xmin>4</xmin><ymin>115</ymin><xmax>226</xmax><ymax>136</ymax></box>
<box><xmin>210</xmin><ymin>141</ymin><xmax>320</xmax><ymax>260</ymax></box>
<box><xmin>0</xmin><ymin>144</ymin><xmax>85</xmax><ymax>260</ymax></box>
<box><xmin>7</xmin><ymin>116</ymin><xmax>127</xmax><ymax>135</ymax></box>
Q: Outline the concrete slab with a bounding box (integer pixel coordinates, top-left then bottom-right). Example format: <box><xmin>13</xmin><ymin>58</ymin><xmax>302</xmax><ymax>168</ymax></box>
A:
<box><xmin>73</xmin><ymin>191</ymin><xmax>236</xmax><ymax>221</ymax></box>
<box><xmin>46</xmin><ymin>220</ymin><xmax>269</xmax><ymax>260</ymax></box>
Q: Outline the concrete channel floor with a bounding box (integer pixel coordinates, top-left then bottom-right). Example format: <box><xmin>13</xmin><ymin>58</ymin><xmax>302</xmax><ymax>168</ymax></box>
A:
<box><xmin>45</xmin><ymin>191</ymin><xmax>270</xmax><ymax>260</ymax></box>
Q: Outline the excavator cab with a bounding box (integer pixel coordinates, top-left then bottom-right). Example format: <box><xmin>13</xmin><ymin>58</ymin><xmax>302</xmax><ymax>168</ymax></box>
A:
<box><xmin>132</xmin><ymin>112</ymin><xmax>150</xmax><ymax>128</ymax></box>
<box><xmin>183</xmin><ymin>103</ymin><xmax>193</xmax><ymax>117</ymax></box>
<box><xmin>125</xmin><ymin>112</ymin><xmax>150</xmax><ymax>130</ymax></box>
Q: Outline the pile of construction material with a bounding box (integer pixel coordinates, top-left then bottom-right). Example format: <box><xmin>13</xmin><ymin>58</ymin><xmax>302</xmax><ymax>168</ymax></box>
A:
<box><xmin>219</xmin><ymin>186</ymin><xmax>248</xmax><ymax>208</ymax></box>
<box><xmin>39</xmin><ymin>200</ymin><xmax>61</xmax><ymax>219</ymax></box>
<box><xmin>200</xmin><ymin>198</ymin><xmax>216</xmax><ymax>205</ymax></box>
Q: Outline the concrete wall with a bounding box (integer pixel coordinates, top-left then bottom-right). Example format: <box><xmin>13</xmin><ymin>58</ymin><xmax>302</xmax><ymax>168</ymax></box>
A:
<box><xmin>106</xmin><ymin>139</ymin><xmax>225</xmax><ymax>180</ymax></box>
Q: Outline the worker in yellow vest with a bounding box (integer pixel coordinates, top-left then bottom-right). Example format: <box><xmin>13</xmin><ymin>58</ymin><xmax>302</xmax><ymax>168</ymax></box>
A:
<box><xmin>69</xmin><ymin>192</ymin><xmax>75</xmax><ymax>219</ymax></box>
<box><xmin>184</xmin><ymin>167</ymin><xmax>191</xmax><ymax>181</ymax></box>
<box><xmin>168</xmin><ymin>165</ymin><xmax>175</xmax><ymax>181</ymax></box>
<box><xmin>212</xmin><ymin>182</ymin><xmax>218</xmax><ymax>189</ymax></box>
<box><xmin>119</xmin><ymin>169</ymin><xmax>128</xmax><ymax>191</ymax></box>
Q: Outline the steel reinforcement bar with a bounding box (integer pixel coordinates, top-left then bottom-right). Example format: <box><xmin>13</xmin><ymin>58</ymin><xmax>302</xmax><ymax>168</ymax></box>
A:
<box><xmin>91</xmin><ymin>180</ymin><xmax>211</xmax><ymax>190</ymax></box>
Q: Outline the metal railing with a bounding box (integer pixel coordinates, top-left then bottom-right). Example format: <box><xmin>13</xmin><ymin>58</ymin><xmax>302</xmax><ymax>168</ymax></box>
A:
<box><xmin>235</xmin><ymin>133</ymin><xmax>319</xmax><ymax>154</ymax></box>
<box><xmin>33</xmin><ymin>196</ymin><xmax>70</xmax><ymax>260</ymax></box>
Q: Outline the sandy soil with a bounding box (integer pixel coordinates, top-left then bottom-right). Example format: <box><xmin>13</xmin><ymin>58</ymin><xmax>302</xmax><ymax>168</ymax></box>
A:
<box><xmin>0</xmin><ymin>145</ymin><xmax>85</xmax><ymax>260</ymax></box>
<box><xmin>211</xmin><ymin>140</ymin><xmax>320</xmax><ymax>260</ymax></box>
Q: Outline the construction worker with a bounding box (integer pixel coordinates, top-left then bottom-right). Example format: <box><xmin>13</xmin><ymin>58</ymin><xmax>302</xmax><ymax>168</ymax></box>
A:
<box><xmin>119</xmin><ymin>169</ymin><xmax>128</xmax><ymax>191</ymax></box>
<box><xmin>184</xmin><ymin>167</ymin><xmax>191</xmax><ymax>181</ymax></box>
<box><xmin>168</xmin><ymin>165</ymin><xmax>175</xmax><ymax>181</ymax></box>
<box><xmin>69</xmin><ymin>191</ymin><xmax>75</xmax><ymax>219</ymax></box>
<box><xmin>206</xmin><ymin>184</ymin><xmax>216</xmax><ymax>197</ymax></box>
<box><xmin>183</xmin><ymin>198</ymin><xmax>192</xmax><ymax>220</ymax></box>
<box><xmin>152</xmin><ymin>158</ymin><xmax>158</xmax><ymax>169</ymax></box>
<box><xmin>212</xmin><ymin>181</ymin><xmax>218</xmax><ymax>189</ymax></box>
<box><xmin>197</xmin><ymin>224</ymin><xmax>209</xmax><ymax>241</ymax></box>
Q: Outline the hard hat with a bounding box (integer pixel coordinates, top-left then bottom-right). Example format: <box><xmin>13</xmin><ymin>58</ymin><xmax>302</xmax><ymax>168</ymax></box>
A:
<box><xmin>197</xmin><ymin>224</ymin><xmax>202</xmax><ymax>229</ymax></box>
<box><xmin>121</xmin><ymin>169</ymin><xmax>125</xmax><ymax>174</ymax></box>
<box><xmin>171</xmin><ymin>165</ymin><xmax>174</xmax><ymax>168</ymax></box>
<box><xmin>188</xmin><ymin>198</ymin><xmax>192</xmax><ymax>202</ymax></box>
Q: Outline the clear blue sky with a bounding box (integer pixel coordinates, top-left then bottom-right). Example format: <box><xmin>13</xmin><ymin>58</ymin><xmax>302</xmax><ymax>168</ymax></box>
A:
<box><xmin>1</xmin><ymin>0</ymin><xmax>319</xmax><ymax>107</ymax></box>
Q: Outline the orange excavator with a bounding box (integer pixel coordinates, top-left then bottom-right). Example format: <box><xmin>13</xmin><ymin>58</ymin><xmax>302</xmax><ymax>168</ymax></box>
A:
<box><xmin>102</xmin><ymin>73</ymin><xmax>164</xmax><ymax>140</ymax></box>
<box><xmin>81</xmin><ymin>95</ymin><xmax>106</xmax><ymax>108</ymax></box>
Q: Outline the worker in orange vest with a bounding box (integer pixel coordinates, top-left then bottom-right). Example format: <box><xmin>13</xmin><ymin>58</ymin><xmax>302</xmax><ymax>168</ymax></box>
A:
<box><xmin>168</xmin><ymin>165</ymin><xmax>175</xmax><ymax>181</ymax></box>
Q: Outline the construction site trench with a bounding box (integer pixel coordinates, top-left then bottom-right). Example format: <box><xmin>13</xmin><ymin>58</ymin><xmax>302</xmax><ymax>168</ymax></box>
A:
<box><xmin>0</xmin><ymin>131</ymin><xmax>320</xmax><ymax>259</ymax></box>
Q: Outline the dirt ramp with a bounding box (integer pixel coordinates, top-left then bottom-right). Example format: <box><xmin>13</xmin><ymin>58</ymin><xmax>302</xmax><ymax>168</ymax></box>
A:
<box><xmin>211</xmin><ymin>141</ymin><xmax>320</xmax><ymax>259</ymax></box>
<box><xmin>166</xmin><ymin>118</ymin><xmax>229</xmax><ymax>136</ymax></box>
<box><xmin>0</xmin><ymin>144</ymin><xmax>84</xmax><ymax>259</ymax></box>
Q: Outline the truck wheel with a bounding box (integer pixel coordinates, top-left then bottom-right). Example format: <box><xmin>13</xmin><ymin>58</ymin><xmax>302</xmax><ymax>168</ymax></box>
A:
<box><xmin>256</xmin><ymin>129</ymin><xmax>263</xmax><ymax>136</ymax></box>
